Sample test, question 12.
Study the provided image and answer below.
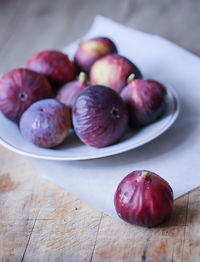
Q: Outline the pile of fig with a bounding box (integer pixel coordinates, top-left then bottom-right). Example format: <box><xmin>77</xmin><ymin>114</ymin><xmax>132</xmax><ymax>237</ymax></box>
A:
<box><xmin>0</xmin><ymin>37</ymin><xmax>174</xmax><ymax>227</ymax></box>
<box><xmin>0</xmin><ymin>36</ymin><xmax>167</xmax><ymax>148</ymax></box>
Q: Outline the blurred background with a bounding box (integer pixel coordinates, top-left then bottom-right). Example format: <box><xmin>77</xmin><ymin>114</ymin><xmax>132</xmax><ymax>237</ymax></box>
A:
<box><xmin>0</xmin><ymin>0</ymin><xmax>199</xmax><ymax>73</ymax></box>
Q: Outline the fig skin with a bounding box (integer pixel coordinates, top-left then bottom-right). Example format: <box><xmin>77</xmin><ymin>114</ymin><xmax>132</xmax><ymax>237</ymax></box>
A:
<box><xmin>20</xmin><ymin>99</ymin><xmax>71</xmax><ymax>148</ymax></box>
<box><xmin>120</xmin><ymin>78</ymin><xmax>167</xmax><ymax>127</ymax></box>
<box><xmin>56</xmin><ymin>72</ymin><xmax>89</xmax><ymax>108</ymax></box>
<box><xmin>72</xmin><ymin>85</ymin><xmax>128</xmax><ymax>148</ymax></box>
<box><xmin>74</xmin><ymin>37</ymin><xmax>118</xmax><ymax>74</ymax></box>
<box><xmin>27</xmin><ymin>50</ymin><xmax>76</xmax><ymax>88</ymax></box>
<box><xmin>90</xmin><ymin>54</ymin><xmax>142</xmax><ymax>93</ymax></box>
<box><xmin>114</xmin><ymin>170</ymin><xmax>174</xmax><ymax>227</ymax></box>
<box><xmin>0</xmin><ymin>68</ymin><xmax>52</xmax><ymax>122</ymax></box>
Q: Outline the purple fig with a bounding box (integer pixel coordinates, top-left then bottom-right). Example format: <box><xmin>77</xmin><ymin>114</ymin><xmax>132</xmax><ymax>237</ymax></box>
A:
<box><xmin>120</xmin><ymin>75</ymin><xmax>167</xmax><ymax>127</ymax></box>
<box><xmin>90</xmin><ymin>54</ymin><xmax>142</xmax><ymax>93</ymax></box>
<box><xmin>27</xmin><ymin>50</ymin><xmax>76</xmax><ymax>88</ymax></box>
<box><xmin>114</xmin><ymin>170</ymin><xmax>173</xmax><ymax>227</ymax></box>
<box><xmin>72</xmin><ymin>85</ymin><xmax>128</xmax><ymax>148</ymax></box>
<box><xmin>74</xmin><ymin>37</ymin><xmax>117</xmax><ymax>74</ymax></box>
<box><xmin>56</xmin><ymin>72</ymin><xmax>89</xmax><ymax>108</ymax></box>
<box><xmin>20</xmin><ymin>99</ymin><xmax>71</xmax><ymax>148</ymax></box>
<box><xmin>0</xmin><ymin>68</ymin><xmax>52</xmax><ymax>122</ymax></box>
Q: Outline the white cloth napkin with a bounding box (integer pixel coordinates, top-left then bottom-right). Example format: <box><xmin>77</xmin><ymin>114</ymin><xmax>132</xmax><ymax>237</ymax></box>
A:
<box><xmin>25</xmin><ymin>16</ymin><xmax>200</xmax><ymax>220</ymax></box>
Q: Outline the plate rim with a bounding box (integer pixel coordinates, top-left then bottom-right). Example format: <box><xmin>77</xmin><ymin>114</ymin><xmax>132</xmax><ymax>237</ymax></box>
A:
<box><xmin>0</xmin><ymin>86</ymin><xmax>180</xmax><ymax>161</ymax></box>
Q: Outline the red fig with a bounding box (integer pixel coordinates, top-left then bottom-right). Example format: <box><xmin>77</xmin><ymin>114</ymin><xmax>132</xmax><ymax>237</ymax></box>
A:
<box><xmin>20</xmin><ymin>99</ymin><xmax>71</xmax><ymax>148</ymax></box>
<box><xmin>90</xmin><ymin>54</ymin><xmax>142</xmax><ymax>93</ymax></box>
<box><xmin>72</xmin><ymin>85</ymin><xmax>128</xmax><ymax>148</ymax></box>
<box><xmin>120</xmin><ymin>75</ymin><xmax>167</xmax><ymax>127</ymax></box>
<box><xmin>27</xmin><ymin>50</ymin><xmax>76</xmax><ymax>88</ymax></box>
<box><xmin>74</xmin><ymin>37</ymin><xmax>117</xmax><ymax>74</ymax></box>
<box><xmin>0</xmin><ymin>68</ymin><xmax>52</xmax><ymax>122</ymax></box>
<box><xmin>56</xmin><ymin>72</ymin><xmax>89</xmax><ymax>108</ymax></box>
<box><xmin>114</xmin><ymin>170</ymin><xmax>173</xmax><ymax>227</ymax></box>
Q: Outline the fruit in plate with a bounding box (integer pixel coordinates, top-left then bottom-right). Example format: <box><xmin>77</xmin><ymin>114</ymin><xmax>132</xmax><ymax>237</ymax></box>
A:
<box><xmin>90</xmin><ymin>54</ymin><xmax>142</xmax><ymax>93</ymax></box>
<box><xmin>56</xmin><ymin>72</ymin><xmax>89</xmax><ymax>108</ymax></box>
<box><xmin>20</xmin><ymin>99</ymin><xmax>71</xmax><ymax>148</ymax></box>
<box><xmin>120</xmin><ymin>75</ymin><xmax>167</xmax><ymax>127</ymax></box>
<box><xmin>27</xmin><ymin>50</ymin><xmax>76</xmax><ymax>88</ymax></box>
<box><xmin>74</xmin><ymin>37</ymin><xmax>117</xmax><ymax>74</ymax></box>
<box><xmin>72</xmin><ymin>85</ymin><xmax>128</xmax><ymax>148</ymax></box>
<box><xmin>0</xmin><ymin>68</ymin><xmax>52</xmax><ymax>122</ymax></box>
<box><xmin>114</xmin><ymin>170</ymin><xmax>173</xmax><ymax>227</ymax></box>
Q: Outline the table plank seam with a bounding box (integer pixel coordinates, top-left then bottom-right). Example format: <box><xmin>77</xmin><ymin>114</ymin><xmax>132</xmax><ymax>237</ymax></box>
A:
<box><xmin>89</xmin><ymin>212</ymin><xmax>103</xmax><ymax>262</ymax></box>
<box><xmin>20</xmin><ymin>212</ymin><xmax>39</xmax><ymax>262</ymax></box>
<box><xmin>181</xmin><ymin>193</ymin><xmax>189</xmax><ymax>262</ymax></box>
<box><xmin>141</xmin><ymin>230</ymin><xmax>152</xmax><ymax>261</ymax></box>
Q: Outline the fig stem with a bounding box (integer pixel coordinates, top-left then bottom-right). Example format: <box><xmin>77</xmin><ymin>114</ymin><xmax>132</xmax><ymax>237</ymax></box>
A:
<box><xmin>142</xmin><ymin>171</ymin><xmax>150</xmax><ymax>179</ymax></box>
<box><xmin>79</xmin><ymin>72</ymin><xmax>88</xmax><ymax>83</ymax></box>
<box><xmin>127</xmin><ymin>73</ymin><xmax>135</xmax><ymax>84</ymax></box>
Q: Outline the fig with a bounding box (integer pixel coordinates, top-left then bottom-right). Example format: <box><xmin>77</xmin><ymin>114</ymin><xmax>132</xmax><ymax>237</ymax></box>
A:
<box><xmin>74</xmin><ymin>37</ymin><xmax>117</xmax><ymax>74</ymax></box>
<box><xmin>56</xmin><ymin>72</ymin><xmax>89</xmax><ymax>108</ymax></box>
<box><xmin>114</xmin><ymin>170</ymin><xmax>173</xmax><ymax>227</ymax></box>
<box><xmin>120</xmin><ymin>75</ymin><xmax>167</xmax><ymax>127</ymax></box>
<box><xmin>72</xmin><ymin>85</ymin><xmax>128</xmax><ymax>148</ymax></box>
<box><xmin>90</xmin><ymin>54</ymin><xmax>142</xmax><ymax>93</ymax></box>
<box><xmin>27</xmin><ymin>50</ymin><xmax>76</xmax><ymax>88</ymax></box>
<box><xmin>20</xmin><ymin>99</ymin><xmax>71</xmax><ymax>148</ymax></box>
<box><xmin>0</xmin><ymin>68</ymin><xmax>52</xmax><ymax>122</ymax></box>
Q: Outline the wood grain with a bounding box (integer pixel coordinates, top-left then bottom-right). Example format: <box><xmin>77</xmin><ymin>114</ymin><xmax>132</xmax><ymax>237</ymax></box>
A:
<box><xmin>0</xmin><ymin>0</ymin><xmax>200</xmax><ymax>261</ymax></box>
<box><xmin>1</xmin><ymin>145</ymin><xmax>200</xmax><ymax>261</ymax></box>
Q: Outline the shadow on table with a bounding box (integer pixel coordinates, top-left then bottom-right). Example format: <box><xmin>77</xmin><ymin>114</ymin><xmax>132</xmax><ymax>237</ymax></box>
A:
<box><xmin>156</xmin><ymin>187</ymin><xmax>200</xmax><ymax>230</ymax></box>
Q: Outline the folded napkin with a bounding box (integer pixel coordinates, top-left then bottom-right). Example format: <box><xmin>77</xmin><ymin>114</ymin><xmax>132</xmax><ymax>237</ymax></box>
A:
<box><xmin>25</xmin><ymin>16</ymin><xmax>200</xmax><ymax>219</ymax></box>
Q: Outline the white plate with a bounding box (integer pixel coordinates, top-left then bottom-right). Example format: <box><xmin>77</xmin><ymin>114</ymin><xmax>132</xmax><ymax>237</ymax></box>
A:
<box><xmin>0</xmin><ymin>86</ymin><xmax>180</xmax><ymax>160</ymax></box>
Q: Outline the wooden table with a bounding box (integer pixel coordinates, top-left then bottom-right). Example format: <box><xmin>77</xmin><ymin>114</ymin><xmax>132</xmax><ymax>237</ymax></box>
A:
<box><xmin>0</xmin><ymin>0</ymin><xmax>200</xmax><ymax>261</ymax></box>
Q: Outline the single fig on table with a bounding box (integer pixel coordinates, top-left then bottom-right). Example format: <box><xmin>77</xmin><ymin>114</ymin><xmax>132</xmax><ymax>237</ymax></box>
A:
<box><xmin>20</xmin><ymin>99</ymin><xmax>71</xmax><ymax>148</ymax></box>
<box><xmin>72</xmin><ymin>85</ymin><xmax>128</xmax><ymax>148</ymax></box>
<box><xmin>120</xmin><ymin>75</ymin><xmax>167</xmax><ymax>127</ymax></box>
<box><xmin>27</xmin><ymin>50</ymin><xmax>76</xmax><ymax>88</ymax></box>
<box><xmin>114</xmin><ymin>170</ymin><xmax>173</xmax><ymax>227</ymax></box>
<box><xmin>56</xmin><ymin>72</ymin><xmax>89</xmax><ymax>108</ymax></box>
<box><xmin>90</xmin><ymin>54</ymin><xmax>142</xmax><ymax>93</ymax></box>
<box><xmin>0</xmin><ymin>68</ymin><xmax>52</xmax><ymax>122</ymax></box>
<box><xmin>74</xmin><ymin>37</ymin><xmax>117</xmax><ymax>74</ymax></box>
